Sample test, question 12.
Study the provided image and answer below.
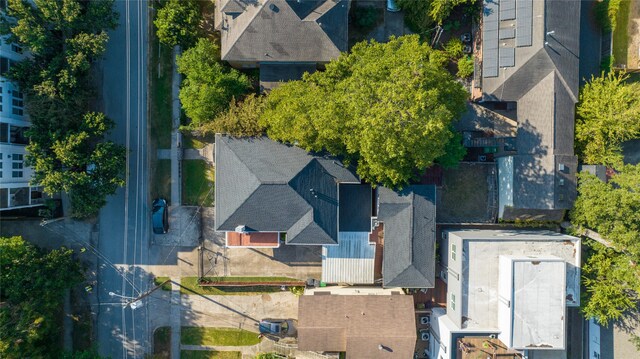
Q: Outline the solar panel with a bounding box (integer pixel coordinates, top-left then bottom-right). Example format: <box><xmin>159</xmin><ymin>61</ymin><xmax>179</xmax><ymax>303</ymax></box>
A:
<box><xmin>499</xmin><ymin>47</ymin><xmax>515</xmax><ymax>67</ymax></box>
<box><xmin>500</xmin><ymin>28</ymin><xmax>516</xmax><ymax>39</ymax></box>
<box><xmin>516</xmin><ymin>0</ymin><xmax>533</xmax><ymax>47</ymax></box>
<box><xmin>483</xmin><ymin>0</ymin><xmax>500</xmax><ymax>77</ymax></box>
<box><xmin>500</xmin><ymin>0</ymin><xmax>516</xmax><ymax>20</ymax></box>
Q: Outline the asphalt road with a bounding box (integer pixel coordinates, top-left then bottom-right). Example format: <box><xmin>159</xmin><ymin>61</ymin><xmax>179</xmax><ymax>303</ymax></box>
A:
<box><xmin>96</xmin><ymin>1</ymin><xmax>151</xmax><ymax>358</ymax></box>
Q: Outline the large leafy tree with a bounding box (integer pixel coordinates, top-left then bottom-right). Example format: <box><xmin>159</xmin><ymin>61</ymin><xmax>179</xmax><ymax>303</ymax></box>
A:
<box><xmin>1</xmin><ymin>0</ymin><xmax>118</xmax><ymax>99</ymax></box>
<box><xmin>261</xmin><ymin>35</ymin><xmax>468</xmax><ymax>188</ymax></box>
<box><xmin>197</xmin><ymin>94</ymin><xmax>267</xmax><ymax>137</ymax></box>
<box><xmin>398</xmin><ymin>0</ymin><xmax>475</xmax><ymax>31</ymax></box>
<box><xmin>0</xmin><ymin>236</ymin><xmax>83</xmax><ymax>358</ymax></box>
<box><xmin>27</xmin><ymin>112</ymin><xmax>126</xmax><ymax>218</ymax></box>
<box><xmin>1</xmin><ymin>0</ymin><xmax>125</xmax><ymax>218</ymax></box>
<box><xmin>177</xmin><ymin>38</ymin><xmax>251</xmax><ymax>128</ymax></box>
<box><xmin>576</xmin><ymin>72</ymin><xmax>640</xmax><ymax>167</ymax></box>
<box><xmin>154</xmin><ymin>0</ymin><xmax>200</xmax><ymax>48</ymax></box>
<box><xmin>572</xmin><ymin>166</ymin><xmax>640</xmax><ymax>324</ymax></box>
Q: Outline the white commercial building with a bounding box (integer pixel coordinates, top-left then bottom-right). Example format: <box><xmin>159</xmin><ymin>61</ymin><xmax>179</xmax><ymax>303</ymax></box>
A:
<box><xmin>429</xmin><ymin>230</ymin><xmax>581</xmax><ymax>359</ymax></box>
<box><xmin>0</xmin><ymin>33</ymin><xmax>44</xmax><ymax>211</ymax></box>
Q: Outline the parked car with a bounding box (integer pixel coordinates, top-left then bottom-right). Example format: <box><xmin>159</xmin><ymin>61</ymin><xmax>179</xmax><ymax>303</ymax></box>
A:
<box><xmin>386</xmin><ymin>0</ymin><xmax>400</xmax><ymax>12</ymax></box>
<box><xmin>259</xmin><ymin>319</ymin><xmax>296</xmax><ymax>337</ymax></box>
<box><xmin>152</xmin><ymin>198</ymin><xmax>168</xmax><ymax>234</ymax></box>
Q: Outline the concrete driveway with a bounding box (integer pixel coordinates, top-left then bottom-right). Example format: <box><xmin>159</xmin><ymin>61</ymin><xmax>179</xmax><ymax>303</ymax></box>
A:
<box><xmin>201</xmin><ymin>208</ymin><xmax>322</xmax><ymax>280</ymax></box>
<box><xmin>180</xmin><ymin>292</ymin><xmax>299</xmax><ymax>330</ymax></box>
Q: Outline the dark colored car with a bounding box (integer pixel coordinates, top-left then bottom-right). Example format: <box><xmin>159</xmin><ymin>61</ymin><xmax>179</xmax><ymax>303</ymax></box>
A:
<box><xmin>152</xmin><ymin>198</ymin><xmax>168</xmax><ymax>234</ymax></box>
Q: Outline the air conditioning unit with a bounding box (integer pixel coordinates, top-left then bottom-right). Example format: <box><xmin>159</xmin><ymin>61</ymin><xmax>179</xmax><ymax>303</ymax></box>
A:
<box><xmin>420</xmin><ymin>316</ymin><xmax>431</xmax><ymax>325</ymax></box>
<box><xmin>421</xmin><ymin>331</ymin><xmax>431</xmax><ymax>341</ymax></box>
<box><xmin>440</xmin><ymin>270</ymin><xmax>448</xmax><ymax>281</ymax></box>
<box><xmin>559</xmin><ymin>178</ymin><xmax>565</xmax><ymax>186</ymax></box>
<box><xmin>478</xmin><ymin>155</ymin><xmax>487</xmax><ymax>162</ymax></box>
<box><xmin>441</xmin><ymin>231</ymin><xmax>447</xmax><ymax>240</ymax></box>
<box><xmin>559</xmin><ymin>163</ymin><xmax>566</xmax><ymax>171</ymax></box>
<box><xmin>489</xmin><ymin>334</ymin><xmax>497</xmax><ymax>339</ymax></box>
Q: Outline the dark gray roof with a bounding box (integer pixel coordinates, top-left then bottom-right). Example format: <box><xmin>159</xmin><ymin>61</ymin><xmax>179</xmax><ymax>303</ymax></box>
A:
<box><xmin>259</xmin><ymin>63</ymin><xmax>317</xmax><ymax>91</ymax></box>
<box><xmin>338</xmin><ymin>183</ymin><xmax>372</xmax><ymax>232</ymax></box>
<box><xmin>481</xmin><ymin>0</ymin><xmax>580</xmax><ymax>215</ymax></box>
<box><xmin>214</xmin><ymin>135</ymin><xmax>360</xmax><ymax>245</ymax></box>
<box><xmin>378</xmin><ymin>185</ymin><xmax>436</xmax><ymax>288</ymax></box>
<box><xmin>219</xmin><ymin>0</ymin><xmax>348</xmax><ymax>63</ymax></box>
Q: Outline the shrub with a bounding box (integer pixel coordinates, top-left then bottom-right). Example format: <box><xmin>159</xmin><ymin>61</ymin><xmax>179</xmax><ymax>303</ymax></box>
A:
<box><xmin>443</xmin><ymin>38</ymin><xmax>464</xmax><ymax>59</ymax></box>
<box><xmin>457</xmin><ymin>55</ymin><xmax>474</xmax><ymax>78</ymax></box>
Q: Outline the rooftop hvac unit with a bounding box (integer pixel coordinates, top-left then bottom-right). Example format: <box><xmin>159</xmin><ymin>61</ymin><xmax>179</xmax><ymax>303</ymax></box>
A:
<box><xmin>421</xmin><ymin>331</ymin><xmax>431</xmax><ymax>341</ymax></box>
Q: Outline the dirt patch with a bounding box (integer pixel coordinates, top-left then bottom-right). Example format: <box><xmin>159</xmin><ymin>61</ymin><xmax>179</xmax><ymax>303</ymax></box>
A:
<box><xmin>436</xmin><ymin>163</ymin><xmax>497</xmax><ymax>223</ymax></box>
<box><xmin>628</xmin><ymin>0</ymin><xmax>640</xmax><ymax>68</ymax></box>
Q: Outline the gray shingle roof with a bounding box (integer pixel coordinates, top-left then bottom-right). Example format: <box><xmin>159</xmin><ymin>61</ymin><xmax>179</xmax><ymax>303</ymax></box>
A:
<box><xmin>338</xmin><ymin>183</ymin><xmax>372</xmax><ymax>232</ymax></box>
<box><xmin>259</xmin><ymin>63</ymin><xmax>317</xmax><ymax>91</ymax></box>
<box><xmin>378</xmin><ymin>185</ymin><xmax>436</xmax><ymax>288</ymax></box>
<box><xmin>481</xmin><ymin>0</ymin><xmax>580</xmax><ymax>216</ymax></box>
<box><xmin>219</xmin><ymin>0</ymin><xmax>348</xmax><ymax>63</ymax></box>
<box><xmin>215</xmin><ymin>135</ymin><xmax>359</xmax><ymax>245</ymax></box>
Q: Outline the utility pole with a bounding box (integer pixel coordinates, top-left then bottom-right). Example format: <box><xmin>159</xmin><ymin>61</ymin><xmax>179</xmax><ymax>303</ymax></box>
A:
<box><xmin>110</xmin><ymin>279</ymin><xmax>171</xmax><ymax>309</ymax></box>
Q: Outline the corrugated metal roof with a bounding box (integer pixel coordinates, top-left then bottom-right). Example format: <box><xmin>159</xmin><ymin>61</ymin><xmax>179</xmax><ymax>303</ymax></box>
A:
<box><xmin>322</xmin><ymin>232</ymin><xmax>375</xmax><ymax>284</ymax></box>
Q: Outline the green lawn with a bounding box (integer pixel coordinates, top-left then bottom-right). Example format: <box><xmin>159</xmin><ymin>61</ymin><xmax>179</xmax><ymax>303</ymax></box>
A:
<box><xmin>153</xmin><ymin>327</ymin><xmax>171</xmax><ymax>358</ymax></box>
<box><xmin>612</xmin><ymin>0</ymin><xmax>631</xmax><ymax>66</ymax></box>
<box><xmin>180</xmin><ymin>276</ymin><xmax>301</xmax><ymax>295</ymax></box>
<box><xmin>151</xmin><ymin>159</ymin><xmax>171</xmax><ymax>202</ymax></box>
<box><xmin>154</xmin><ymin>277</ymin><xmax>172</xmax><ymax>291</ymax></box>
<box><xmin>182</xmin><ymin>160</ymin><xmax>214</xmax><ymax>206</ymax></box>
<box><xmin>150</xmin><ymin>13</ymin><xmax>174</xmax><ymax>150</ymax></box>
<box><xmin>181</xmin><ymin>351</ymin><xmax>242</xmax><ymax>359</ymax></box>
<box><xmin>183</xmin><ymin>132</ymin><xmax>207</xmax><ymax>149</ymax></box>
<box><xmin>181</xmin><ymin>327</ymin><xmax>261</xmax><ymax>346</ymax></box>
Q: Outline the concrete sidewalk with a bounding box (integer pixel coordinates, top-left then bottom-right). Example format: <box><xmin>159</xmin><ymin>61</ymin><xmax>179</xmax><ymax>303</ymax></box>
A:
<box><xmin>170</xmin><ymin>45</ymin><xmax>182</xmax><ymax>206</ymax></box>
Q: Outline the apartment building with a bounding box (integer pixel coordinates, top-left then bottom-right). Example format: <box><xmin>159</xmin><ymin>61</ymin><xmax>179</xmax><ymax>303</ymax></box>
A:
<box><xmin>0</xmin><ymin>36</ymin><xmax>45</xmax><ymax>211</ymax></box>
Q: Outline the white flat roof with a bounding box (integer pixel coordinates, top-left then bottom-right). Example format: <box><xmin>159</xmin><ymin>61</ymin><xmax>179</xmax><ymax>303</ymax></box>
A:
<box><xmin>507</xmin><ymin>257</ymin><xmax>566</xmax><ymax>349</ymax></box>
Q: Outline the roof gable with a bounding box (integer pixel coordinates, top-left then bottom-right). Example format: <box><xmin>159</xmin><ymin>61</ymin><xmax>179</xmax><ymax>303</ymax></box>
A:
<box><xmin>379</xmin><ymin>185</ymin><xmax>436</xmax><ymax>288</ymax></box>
<box><xmin>220</xmin><ymin>0</ymin><xmax>347</xmax><ymax>62</ymax></box>
<box><xmin>215</xmin><ymin>135</ymin><xmax>358</xmax><ymax>245</ymax></box>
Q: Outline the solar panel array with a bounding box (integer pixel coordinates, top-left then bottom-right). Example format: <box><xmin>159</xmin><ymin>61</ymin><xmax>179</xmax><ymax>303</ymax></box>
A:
<box><xmin>500</xmin><ymin>0</ymin><xmax>516</xmax><ymax>20</ymax></box>
<box><xmin>483</xmin><ymin>0</ymin><xmax>534</xmax><ymax>79</ymax></box>
<box><xmin>516</xmin><ymin>0</ymin><xmax>533</xmax><ymax>47</ymax></box>
<box><xmin>499</xmin><ymin>47</ymin><xmax>516</xmax><ymax>67</ymax></box>
<box><xmin>500</xmin><ymin>27</ymin><xmax>516</xmax><ymax>39</ymax></box>
<box><xmin>482</xmin><ymin>0</ymin><xmax>500</xmax><ymax>77</ymax></box>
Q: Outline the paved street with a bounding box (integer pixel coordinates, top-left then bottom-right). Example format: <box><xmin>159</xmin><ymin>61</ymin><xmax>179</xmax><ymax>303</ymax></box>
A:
<box><xmin>96</xmin><ymin>1</ymin><xmax>151</xmax><ymax>358</ymax></box>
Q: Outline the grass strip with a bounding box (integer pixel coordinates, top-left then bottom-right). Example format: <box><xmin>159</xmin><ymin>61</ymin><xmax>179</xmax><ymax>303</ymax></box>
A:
<box><xmin>181</xmin><ymin>327</ymin><xmax>260</xmax><ymax>346</ymax></box>
<box><xmin>180</xmin><ymin>276</ymin><xmax>300</xmax><ymax>295</ymax></box>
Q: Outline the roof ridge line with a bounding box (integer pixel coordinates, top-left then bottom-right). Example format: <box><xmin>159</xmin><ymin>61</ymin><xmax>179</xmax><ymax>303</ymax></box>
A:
<box><xmin>222</xmin><ymin>0</ymin><xmax>267</xmax><ymax>60</ymax></box>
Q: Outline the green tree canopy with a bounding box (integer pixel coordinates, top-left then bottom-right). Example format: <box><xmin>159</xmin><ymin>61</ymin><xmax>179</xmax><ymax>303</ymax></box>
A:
<box><xmin>398</xmin><ymin>0</ymin><xmax>475</xmax><ymax>31</ymax></box>
<box><xmin>154</xmin><ymin>0</ymin><xmax>200</xmax><ymax>48</ymax></box>
<box><xmin>177</xmin><ymin>38</ymin><xmax>251</xmax><ymax>128</ymax></box>
<box><xmin>27</xmin><ymin>112</ymin><xmax>126</xmax><ymax>218</ymax></box>
<box><xmin>576</xmin><ymin>72</ymin><xmax>640</xmax><ymax>167</ymax></box>
<box><xmin>0</xmin><ymin>236</ymin><xmax>83</xmax><ymax>358</ymax></box>
<box><xmin>1</xmin><ymin>0</ymin><xmax>124</xmax><ymax>217</ymax></box>
<box><xmin>571</xmin><ymin>165</ymin><xmax>640</xmax><ymax>324</ymax></box>
<box><xmin>261</xmin><ymin>35</ymin><xmax>468</xmax><ymax>188</ymax></box>
<box><xmin>196</xmin><ymin>94</ymin><xmax>266</xmax><ymax>137</ymax></box>
<box><xmin>1</xmin><ymin>0</ymin><xmax>117</xmax><ymax>99</ymax></box>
